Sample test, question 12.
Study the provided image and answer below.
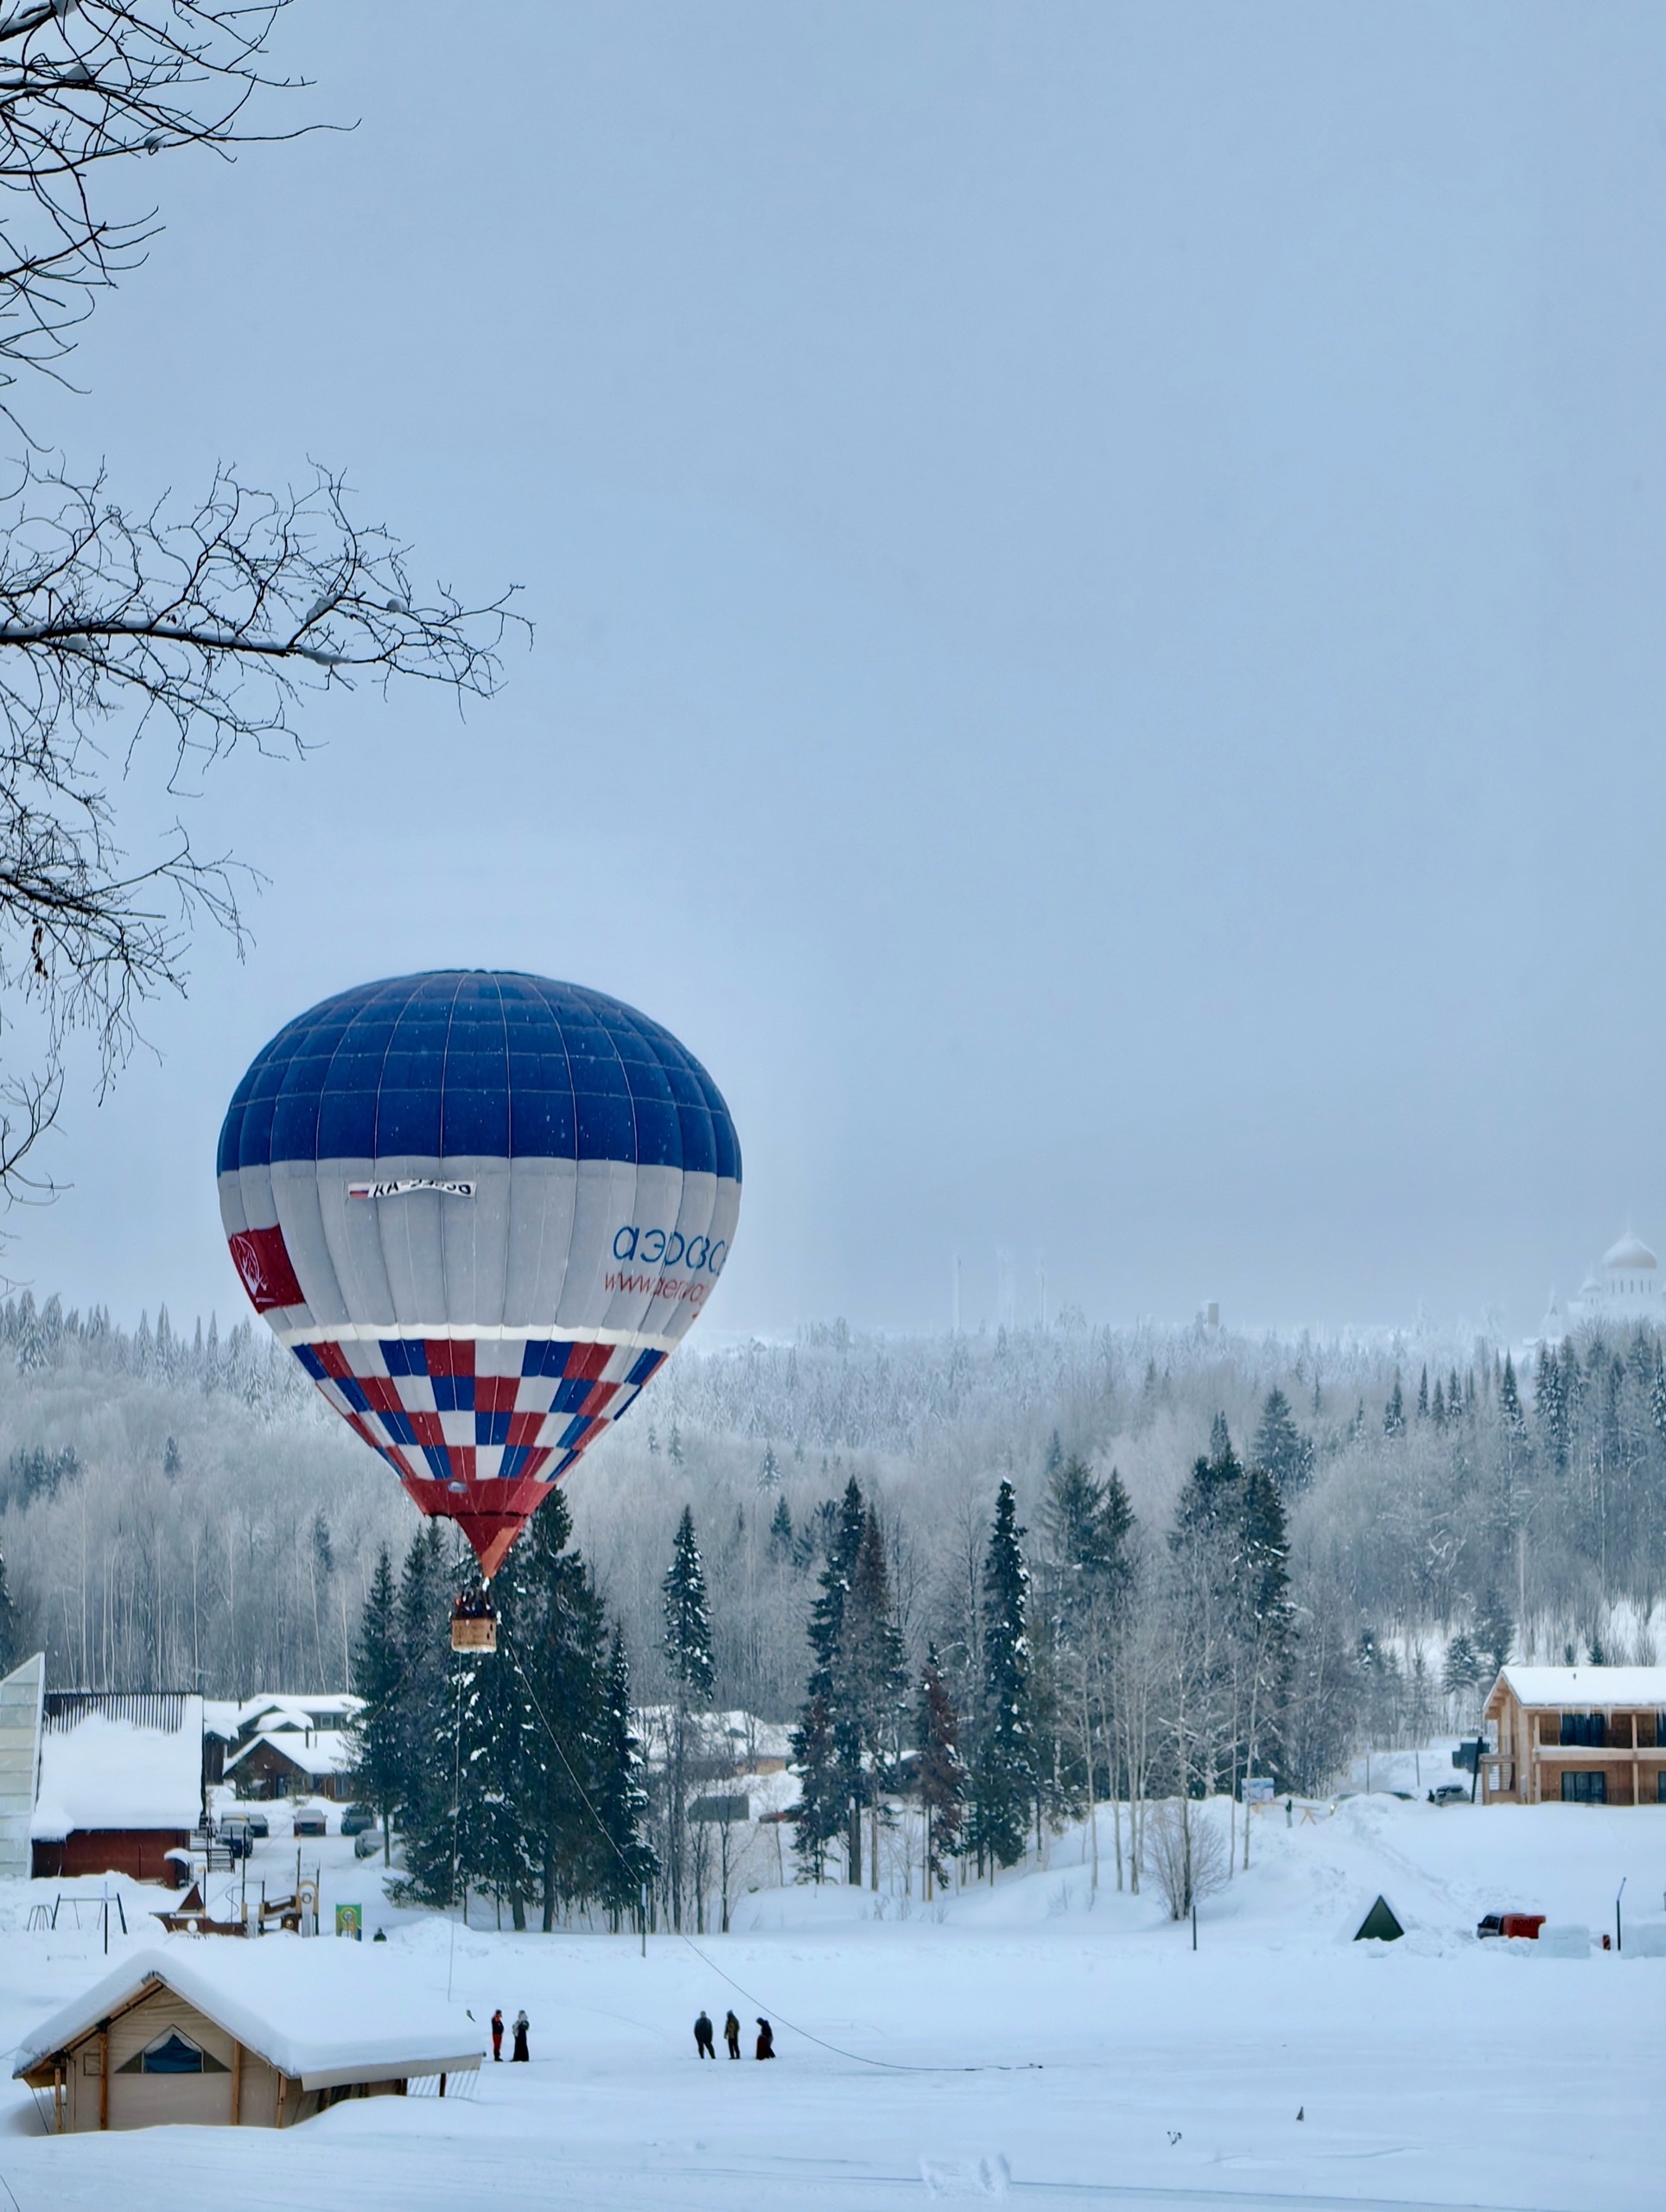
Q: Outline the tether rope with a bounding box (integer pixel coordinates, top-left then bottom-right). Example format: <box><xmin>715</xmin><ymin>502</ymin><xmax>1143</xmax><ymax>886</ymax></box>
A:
<box><xmin>496</xmin><ymin>1629</ymin><xmax>1040</xmax><ymax>2076</ymax></box>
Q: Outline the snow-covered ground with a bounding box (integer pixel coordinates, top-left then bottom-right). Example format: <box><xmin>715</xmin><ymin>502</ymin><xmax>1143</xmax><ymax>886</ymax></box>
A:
<box><xmin>2</xmin><ymin>1766</ymin><xmax>1663</xmax><ymax>2211</ymax></box>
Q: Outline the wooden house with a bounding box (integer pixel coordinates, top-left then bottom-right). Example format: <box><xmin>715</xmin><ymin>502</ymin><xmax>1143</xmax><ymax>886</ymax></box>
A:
<box><xmin>29</xmin><ymin>1690</ymin><xmax>203</xmax><ymax>1885</ymax></box>
<box><xmin>1481</xmin><ymin>1665</ymin><xmax>1666</xmax><ymax>1805</ymax></box>
<box><xmin>13</xmin><ymin>1945</ymin><xmax>481</xmax><ymax>2132</ymax></box>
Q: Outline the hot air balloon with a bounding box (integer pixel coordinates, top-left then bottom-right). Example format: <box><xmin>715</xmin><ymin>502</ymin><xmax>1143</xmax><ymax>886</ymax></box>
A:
<box><xmin>217</xmin><ymin>971</ymin><xmax>741</xmax><ymax>1646</ymax></box>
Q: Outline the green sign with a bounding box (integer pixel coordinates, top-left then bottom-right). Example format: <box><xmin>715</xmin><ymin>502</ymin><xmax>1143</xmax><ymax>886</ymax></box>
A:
<box><xmin>335</xmin><ymin>1903</ymin><xmax>362</xmax><ymax>1940</ymax></box>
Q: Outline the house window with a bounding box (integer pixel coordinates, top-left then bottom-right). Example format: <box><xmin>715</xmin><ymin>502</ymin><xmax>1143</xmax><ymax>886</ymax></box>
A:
<box><xmin>118</xmin><ymin>2029</ymin><xmax>226</xmax><ymax>2075</ymax></box>
<box><xmin>1658</xmin><ymin>1771</ymin><xmax>1666</xmax><ymax>1805</ymax></box>
<box><xmin>1559</xmin><ymin>1713</ymin><xmax>1606</xmax><ymax>1747</ymax></box>
<box><xmin>1561</xmin><ymin>1771</ymin><xmax>1606</xmax><ymax>1804</ymax></box>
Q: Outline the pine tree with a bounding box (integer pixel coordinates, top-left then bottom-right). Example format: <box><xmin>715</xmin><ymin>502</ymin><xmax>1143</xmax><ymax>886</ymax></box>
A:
<box><xmin>1234</xmin><ymin>1463</ymin><xmax>1294</xmax><ymax>1836</ymax></box>
<box><xmin>663</xmin><ymin>1506</ymin><xmax>715</xmax><ymax>1703</ymax></box>
<box><xmin>915</xmin><ymin>1643</ymin><xmax>966</xmax><ymax>1898</ymax></box>
<box><xmin>1499</xmin><ymin>1355</ymin><xmax>1525</xmax><ymax>1435</ymax></box>
<box><xmin>347</xmin><ymin>1547</ymin><xmax>404</xmax><ymax>1865</ymax></box>
<box><xmin>968</xmin><ymin>1479</ymin><xmax>1035</xmax><ymax>1875</ymax></box>
<box><xmin>767</xmin><ymin>1495</ymin><xmax>794</xmax><ymax>1565</ymax></box>
<box><xmin>392</xmin><ymin>1522</ymin><xmax>456</xmax><ymax>1886</ymax></box>
<box><xmin>757</xmin><ymin>1443</ymin><xmax>779</xmax><ymax>1491</ymax></box>
<box><xmin>838</xmin><ymin>1507</ymin><xmax>906</xmax><ymax>1886</ymax></box>
<box><xmin>1442</xmin><ymin>1631</ymin><xmax>1482</xmax><ymax>1698</ymax></box>
<box><xmin>593</xmin><ymin>1630</ymin><xmax>657</xmax><ymax>1928</ymax></box>
<box><xmin>1431</xmin><ymin>1376</ymin><xmax>1447</xmax><ymax>1427</ymax></box>
<box><xmin>661</xmin><ymin>1505</ymin><xmax>714</xmax><ymax>1929</ymax></box>
<box><xmin>791</xmin><ymin>1478</ymin><xmax>865</xmax><ymax>1881</ymax></box>
<box><xmin>1474</xmin><ymin>1591</ymin><xmax>1513</xmax><ymax>1680</ymax></box>
<box><xmin>1250</xmin><ymin>1388</ymin><xmax>1310</xmax><ymax>1492</ymax></box>
<box><xmin>1416</xmin><ymin>1366</ymin><xmax>1429</xmax><ymax>1421</ymax></box>
<box><xmin>1383</xmin><ymin>1374</ymin><xmax>1405</xmax><ymax>1438</ymax></box>
<box><xmin>0</xmin><ymin>1548</ymin><xmax>17</xmax><ymax>1673</ymax></box>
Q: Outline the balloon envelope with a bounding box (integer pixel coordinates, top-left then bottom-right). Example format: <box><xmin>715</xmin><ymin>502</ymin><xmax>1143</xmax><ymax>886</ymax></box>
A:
<box><xmin>217</xmin><ymin>971</ymin><xmax>741</xmax><ymax>1574</ymax></box>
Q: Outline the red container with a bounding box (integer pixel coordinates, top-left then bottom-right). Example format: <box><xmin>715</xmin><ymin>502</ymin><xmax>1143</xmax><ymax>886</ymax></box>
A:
<box><xmin>1501</xmin><ymin>1914</ymin><xmax>1546</xmax><ymax>1940</ymax></box>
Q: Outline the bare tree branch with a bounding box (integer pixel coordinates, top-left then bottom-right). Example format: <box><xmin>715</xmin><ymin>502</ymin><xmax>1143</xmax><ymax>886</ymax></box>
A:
<box><xmin>0</xmin><ymin>6</ymin><xmax>527</xmax><ymax>1206</ymax></box>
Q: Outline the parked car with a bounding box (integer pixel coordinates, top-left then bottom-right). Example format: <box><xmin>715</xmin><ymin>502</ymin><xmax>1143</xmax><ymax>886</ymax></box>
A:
<box><xmin>1428</xmin><ymin>1783</ymin><xmax>1468</xmax><ymax>1806</ymax></box>
<box><xmin>340</xmin><ymin>1808</ymin><xmax>376</xmax><ymax>1836</ymax></box>
<box><xmin>1478</xmin><ymin>1912</ymin><xmax>1545</xmax><ymax>1940</ymax></box>
<box><xmin>292</xmin><ymin>1809</ymin><xmax>327</xmax><ymax>1837</ymax></box>
<box><xmin>217</xmin><ymin>1818</ymin><xmax>252</xmax><ymax>1860</ymax></box>
<box><xmin>354</xmin><ymin>1828</ymin><xmax>382</xmax><ymax>1858</ymax></box>
<box><xmin>241</xmin><ymin>1810</ymin><xmax>270</xmax><ymax>1838</ymax></box>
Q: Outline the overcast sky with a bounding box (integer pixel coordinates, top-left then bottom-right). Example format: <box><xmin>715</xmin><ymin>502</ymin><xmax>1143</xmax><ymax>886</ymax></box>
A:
<box><xmin>11</xmin><ymin>3</ymin><xmax>1666</xmax><ymax>1341</ymax></box>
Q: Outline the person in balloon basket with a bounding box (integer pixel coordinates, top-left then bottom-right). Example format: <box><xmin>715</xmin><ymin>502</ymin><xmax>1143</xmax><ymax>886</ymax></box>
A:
<box><xmin>723</xmin><ymin>2010</ymin><xmax>741</xmax><ymax>2060</ymax></box>
<box><xmin>694</xmin><ymin>2010</ymin><xmax>716</xmax><ymax>2059</ymax></box>
<box><xmin>755</xmin><ymin>2018</ymin><xmax>775</xmax><ymax>2061</ymax></box>
<box><xmin>512</xmin><ymin>2011</ymin><xmax>530</xmax><ymax>2063</ymax></box>
<box><xmin>491</xmin><ymin>2008</ymin><xmax>504</xmax><ymax>2062</ymax></box>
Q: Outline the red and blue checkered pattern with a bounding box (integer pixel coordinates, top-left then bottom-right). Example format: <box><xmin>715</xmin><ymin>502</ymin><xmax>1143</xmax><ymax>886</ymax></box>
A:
<box><xmin>289</xmin><ymin>1334</ymin><xmax>664</xmax><ymax>1573</ymax></box>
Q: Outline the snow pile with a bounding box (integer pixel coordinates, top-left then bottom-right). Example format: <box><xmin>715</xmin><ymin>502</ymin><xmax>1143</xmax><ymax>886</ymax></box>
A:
<box><xmin>11</xmin><ymin>1940</ymin><xmax>482</xmax><ymax>2087</ymax></box>
<box><xmin>31</xmin><ymin>1711</ymin><xmax>202</xmax><ymax>1840</ymax></box>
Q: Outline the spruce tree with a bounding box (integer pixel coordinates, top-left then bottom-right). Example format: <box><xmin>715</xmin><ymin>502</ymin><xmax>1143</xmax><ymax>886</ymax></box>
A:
<box><xmin>838</xmin><ymin>1507</ymin><xmax>906</xmax><ymax>1886</ymax></box>
<box><xmin>1474</xmin><ymin>1591</ymin><xmax>1513</xmax><ymax>1680</ymax></box>
<box><xmin>0</xmin><ymin>1548</ymin><xmax>17</xmax><ymax>1673</ymax></box>
<box><xmin>767</xmin><ymin>1495</ymin><xmax>794</xmax><ymax>1565</ymax></box>
<box><xmin>347</xmin><ymin>1547</ymin><xmax>404</xmax><ymax>1864</ymax></box>
<box><xmin>1383</xmin><ymin>1374</ymin><xmax>1405</xmax><ymax>1438</ymax></box>
<box><xmin>593</xmin><ymin>1630</ymin><xmax>657</xmax><ymax>1929</ymax></box>
<box><xmin>1416</xmin><ymin>1366</ymin><xmax>1429</xmax><ymax>1421</ymax></box>
<box><xmin>1431</xmin><ymin>1376</ymin><xmax>1447</xmax><ymax>1427</ymax></box>
<box><xmin>661</xmin><ymin>1505</ymin><xmax>714</xmax><ymax>1929</ymax></box>
<box><xmin>791</xmin><ymin>1478</ymin><xmax>865</xmax><ymax>1880</ymax></box>
<box><xmin>1250</xmin><ymin>1388</ymin><xmax>1308</xmax><ymax>1492</ymax></box>
<box><xmin>968</xmin><ymin>1478</ymin><xmax>1035</xmax><ymax>1875</ymax></box>
<box><xmin>914</xmin><ymin>1643</ymin><xmax>966</xmax><ymax>1898</ymax></box>
<box><xmin>1499</xmin><ymin>1354</ymin><xmax>1525</xmax><ymax>1435</ymax></box>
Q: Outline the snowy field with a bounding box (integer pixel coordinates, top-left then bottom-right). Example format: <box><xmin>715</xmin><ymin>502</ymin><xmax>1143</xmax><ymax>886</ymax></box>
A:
<box><xmin>2</xmin><ymin>1770</ymin><xmax>1663</xmax><ymax>2212</ymax></box>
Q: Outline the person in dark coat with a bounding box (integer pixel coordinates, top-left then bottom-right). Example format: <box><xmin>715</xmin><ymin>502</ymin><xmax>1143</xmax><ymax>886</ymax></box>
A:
<box><xmin>491</xmin><ymin>2009</ymin><xmax>505</xmax><ymax>2062</ymax></box>
<box><xmin>694</xmin><ymin>2010</ymin><xmax>715</xmax><ymax>2058</ymax></box>
<box><xmin>723</xmin><ymin>2010</ymin><xmax>741</xmax><ymax>2059</ymax></box>
<box><xmin>512</xmin><ymin>2010</ymin><xmax>530</xmax><ymax>2063</ymax></box>
<box><xmin>755</xmin><ymin>2018</ymin><xmax>775</xmax><ymax>2060</ymax></box>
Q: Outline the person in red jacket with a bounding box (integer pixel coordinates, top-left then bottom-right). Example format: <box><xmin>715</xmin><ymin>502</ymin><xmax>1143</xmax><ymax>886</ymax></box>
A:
<box><xmin>755</xmin><ymin>2018</ymin><xmax>775</xmax><ymax>2060</ymax></box>
<box><xmin>491</xmin><ymin>2009</ymin><xmax>504</xmax><ymax>2062</ymax></box>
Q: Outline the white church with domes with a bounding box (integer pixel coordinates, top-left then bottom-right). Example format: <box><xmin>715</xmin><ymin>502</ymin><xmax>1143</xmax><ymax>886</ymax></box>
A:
<box><xmin>1567</xmin><ymin>1232</ymin><xmax>1662</xmax><ymax>1328</ymax></box>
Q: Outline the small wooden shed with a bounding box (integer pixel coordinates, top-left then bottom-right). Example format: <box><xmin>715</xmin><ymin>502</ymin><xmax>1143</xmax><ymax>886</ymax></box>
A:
<box><xmin>13</xmin><ymin>1944</ymin><xmax>481</xmax><ymax>2132</ymax></box>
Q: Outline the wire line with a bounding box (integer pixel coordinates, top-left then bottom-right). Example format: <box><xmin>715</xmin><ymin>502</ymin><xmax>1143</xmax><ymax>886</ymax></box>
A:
<box><xmin>497</xmin><ymin>1629</ymin><xmax>1039</xmax><ymax>2077</ymax></box>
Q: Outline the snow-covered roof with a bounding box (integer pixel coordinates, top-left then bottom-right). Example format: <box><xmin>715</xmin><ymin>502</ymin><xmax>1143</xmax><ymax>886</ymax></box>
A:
<box><xmin>30</xmin><ymin>1705</ymin><xmax>203</xmax><ymax>1840</ymax></box>
<box><xmin>223</xmin><ymin>1727</ymin><xmax>354</xmax><ymax>1779</ymax></box>
<box><xmin>1603</xmin><ymin>1233</ymin><xmax>1656</xmax><ymax>1271</ymax></box>
<box><xmin>202</xmin><ymin>1700</ymin><xmax>244</xmax><ymax>1742</ymax></box>
<box><xmin>11</xmin><ymin>1942</ymin><xmax>482</xmax><ymax>2091</ymax></box>
<box><xmin>1491</xmin><ymin>1665</ymin><xmax>1666</xmax><ymax>1708</ymax></box>
<box><xmin>235</xmin><ymin>1694</ymin><xmax>361</xmax><ymax>1736</ymax></box>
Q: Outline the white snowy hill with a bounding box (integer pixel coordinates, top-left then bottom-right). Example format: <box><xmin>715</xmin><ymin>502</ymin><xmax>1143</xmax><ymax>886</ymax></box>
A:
<box><xmin>0</xmin><ymin>1778</ymin><xmax>1661</xmax><ymax>2211</ymax></box>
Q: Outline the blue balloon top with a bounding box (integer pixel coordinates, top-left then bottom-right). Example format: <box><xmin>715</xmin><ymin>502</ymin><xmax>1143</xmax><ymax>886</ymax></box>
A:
<box><xmin>218</xmin><ymin>971</ymin><xmax>741</xmax><ymax>1180</ymax></box>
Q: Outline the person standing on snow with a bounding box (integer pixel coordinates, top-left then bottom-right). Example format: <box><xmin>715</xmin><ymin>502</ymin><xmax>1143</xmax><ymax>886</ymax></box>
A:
<box><xmin>694</xmin><ymin>2010</ymin><xmax>716</xmax><ymax>2058</ymax></box>
<box><xmin>723</xmin><ymin>2010</ymin><xmax>741</xmax><ymax>2059</ymax></box>
<box><xmin>491</xmin><ymin>2009</ymin><xmax>504</xmax><ymax>2062</ymax></box>
<box><xmin>512</xmin><ymin>2010</ymin><xmax>531</xmax><ymax>2063</ymax></box>
<box><xmin>755</xmin><ymin>2018</ymin><xmax>775</xmax><ymax>2060</ymax></box>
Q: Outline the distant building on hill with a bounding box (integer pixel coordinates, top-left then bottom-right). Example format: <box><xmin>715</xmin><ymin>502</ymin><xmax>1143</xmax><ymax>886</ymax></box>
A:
<box><xmin>1567</xmin><ymin>1232</ymin><xmax>1662</xmax><ymax>1330</ymax></box>
<box><xmin>1481</xmin><ymin>1664</ymin><xmax>1666</xmax><ymax>1806</ymax></box>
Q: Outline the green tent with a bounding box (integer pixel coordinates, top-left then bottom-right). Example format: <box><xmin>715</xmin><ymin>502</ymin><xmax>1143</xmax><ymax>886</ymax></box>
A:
<box><xmin>1354</xmin><ymin>1895</ymin><xmax>1405</xmax><ymax>1942</ymax></box>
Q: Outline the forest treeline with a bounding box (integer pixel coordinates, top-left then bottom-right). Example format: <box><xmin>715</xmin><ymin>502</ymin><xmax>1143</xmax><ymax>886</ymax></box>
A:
<box><xmin>3</xmin><ymin>1292</ymin><xmax>1665</xmax><ymax>1837</ymax></box>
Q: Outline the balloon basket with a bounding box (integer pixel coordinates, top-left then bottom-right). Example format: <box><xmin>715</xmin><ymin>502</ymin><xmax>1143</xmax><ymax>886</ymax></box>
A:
<box><xmin>450</xmin><ymin>1594</ymin><xmax>498</xmax><ymax>1653</ymax></box>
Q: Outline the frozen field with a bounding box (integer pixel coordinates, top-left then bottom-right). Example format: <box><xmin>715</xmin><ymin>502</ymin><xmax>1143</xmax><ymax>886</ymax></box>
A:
<box><xmin>1</xmin><ymin>1775</ymin><xmax>1663</xmax><ymax>2212</ymax></box>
